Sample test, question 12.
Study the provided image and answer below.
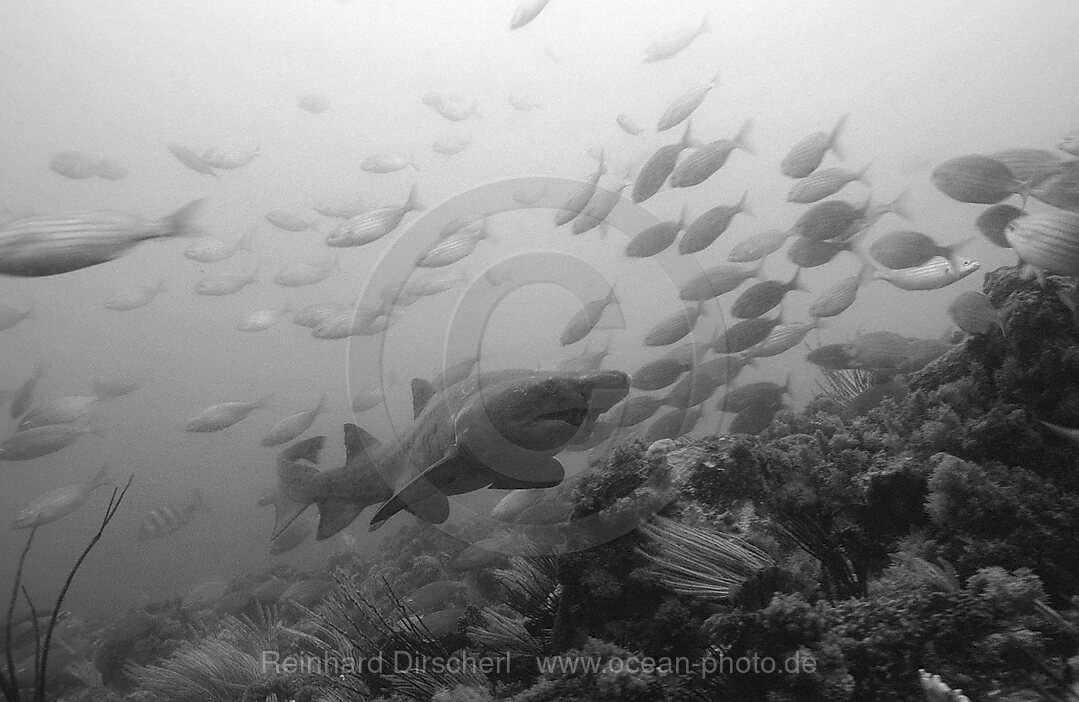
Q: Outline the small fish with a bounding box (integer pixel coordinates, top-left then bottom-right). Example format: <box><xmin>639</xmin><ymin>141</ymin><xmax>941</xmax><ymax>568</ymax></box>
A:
<box><xmin>18</xmin><ymin>395</ymin><xmax>99</xmax><ymax>431</ymax></box>
<box><xmin>679</xmin><ymin>261</ymin><xmax>760</xmax><ymax>301</ymax></box>
<box><xmin>974</xmin><ymin>204</ymin><xmax>1021</xmax><ymax>248</ymax></box>
<box><xmin>669</xmin><ymin>119</ymin><xmax>753</xmax><ymax>188</ymax></box>
<box><xmin>656</xmin><ymin>70</ymin><xmax>721</xmax><ymax>132</ymax></box>
<box><xmin>12</xmin><ymin>465</ymin><xmax>109</xmax><ymax>529</ymax></box>
<box><xmin>554</xmin><ymin>337</ymin><xmax>613</xmax><ymax>372</ymax></box>
<box><xmin>1059</xmin><ymin>129</ymin><xmax>1079</xmax><ymax>156</ymax></box>
<box><xmin>9</xmin><ymin>363</ymin><xmax>44</xmax><ymax>419</ymax></box>
<box><xmin>201</xmin><ymin>144</ymin><xmax>260</xmax><ymax>169</ymax></box>
<box><xmin>312</xmin><ymin>307</ymin><xmax>392</xmax><ymax>339</ymax></box>
<box><xmin>510</xmin><ymin>0</ymin><xmax>552</xmax><ymax>29</ymax></box>
<box><xmin>280</xmin><ymin>579</ymin><xmax>332</xmax><ymax>607</ymax></box>
<box><xmin>312</xmin><ymin>198</ymin><xmax>368</xmax><ymax>219</ymax></box>
<box><xmin>436</xmin><ymin>98</ymin><xmax>481</xmax><ymax>122</ymax></box>
<box><xmin>260</xmin><ymin>396</ymin><xmax>328</xmax><ymax>447</ymax></box>
<box><xmin>713</xmin><ymin>314</ymin><xmax>781</xmax><ymax>354</ymax></box>
<box><xmin>642</xmin><ymin>14</ymin><xmax>709</xmax><ymax>62</ymax></box>
<box><xmin>167</xmin><ymin>142</ymin><xmax>220</xmax><ymax>180</ymax></box>
<box><xmin>105</xmin><ymin>279</ymin><xmax>166</xmax><ymax>311</ymax></box>
<box><xmin>869</xmin><ymin>230</ymin><xmax>970</xmax><ymax>270</ymax></box>
<box><xmin>1004</xmin><ymin>210</ymin><xmax>1079</xmax><ymax>278</ymax></box>
<box><xmin>631</xmin><ymin>356</ymin><xmax>690</xmax><ymax>391</ymax></box>
<box><xmin>403</xmin><ymin>273</ymin><xmax>465</xmax><ymax>298</ymax></box>
<box><xmin>137</xmin><ymin>490</ymin><xmax>209</xmax><ymax>540</ymax></box>
<box><xmin>0</xmin><ymin>200</ymin><xmax>204</xmax><ymax>277</ymax></box>
<box><xmin>266</xmin><ymin>210</ymin><xmax>317</xmax><ymax>232</ymax></box>
<box><xmin>184</xmin><ymin>228</ymin><xmax>256</xmax><ymax>263</ymax></box>
<box><xmin>616</xmin><ymin>114</ymin><xmax>645</xmax><ymax>136</ymax></box>
<box><xmin>238</xmin><ymin>303</ymin><xmax>291</xmax><ymax>332</ymax></box>
<box><xmin>727</xmin><ymin>228</ymin><xmax>793</xmax><ymax>263</ymax></box>
<box><xmin>48</xmin><ymin>150</ymin><xmax>98</xmax><ymax>179</ymax></box>
<box><xmin>415</xmin><ymin>220</ymin><xmax>492</xmax><ymax>267</ymax></box>
<box><xmin>948</xmin><ymin>291</ymin><xmax>1004</xmax><ymax>336</ymax></box>
<box><xmin>786</xmin><ymin>236</ymin><xmax>853</xmax><ymax>268</ymax></box>
<box><xmin>644</xmin><ymin>301</ymin><xmax>705</xmax><ymax>346</ymax></box>
<box><xmin>931</xmin><ymin>154</ymin><xmax>1025</xmax><ymax>204</ymax></box>
<box><xmin>610</xmin><ymin>395</ymin><xmax>665</xmax><ymax>428</ymax></box>
<box><xmin>0</xmin><ymin>304</ymin><xmax>33</xmax><ymax>332</ymax></box>
<box><xmin>408</xmin><ymin>580</ymin><xmax>469</xmax><ymax>614</ymax></box>
<box><xmin>987</xmin><ymin>148</ymin><xmax>1068</xmax><ymax>184</ymax></box>
<box><xmin>561</xmin><ymin>287</ymin><xmax>618</xmax><ymax>345</ymax></box>
<box><xmin>808</xmin><ymin>264</ymin><xmax>869</xmax><ymax>318</ymax></box>
<box><xmin>790</xmin><ymin>197</ymin><xmax>869</xmax><ymax>242</ymax></box>
<box><xmin>644</xmin><ymin>406</ymin><xmax>703</xmax><ymax>443</ymax></box>
<box><xmin>805</xmin><ymin>343</ymin><xmax>857</xmax><ymax>370</ymax></box>
<box><xmin>293</xmin><ymin>302</ymin><xmax>348</xmax><ymax>329</ymax></box>
<box><xmin>196</xmin><ymin>268</ymin><xmax>258</xmax><ymax>296</ymax></box>
<box><xmin>185</xmin><ymin>395</ymin><xmax>272</xmax><ymax>432</ymax></box>
<box><xmin>787</xmin><ymin>163</ymin><xmax>870</xmax><ymax>203</ymax></box>
<box><xmin>1030</xmin><ymin>164</ymin><xmax>1079</xmax><ymax>212</ymax></box>
<box><xmin>679</xmin><ymin>191</ymin><xmax>751</xmax><ymax>254</ymax></box>
<box><xmin>781</xmin><ymin>114</ymin><xmax>848</xmax><ymax>178</ymax></box>
<box><xmin>625</xmin><ymin>204</ymin><xmax>687</xmax><ymax>257</ymax></box>
<box><xmin>727</xmin><ymin>401</ymin><xmax>781</xmax><ymax>435</ymax></box>
<box><xmin>872</xmin><ymin>257</ymin><xmax>980</xmax><ymax>291</ymax></box>
<box><xmin>663</xmin><ymin>355</ymin><xmax>750</xmax><ymax>408</ymax></box>
<box><xmin>731</xmin><ymin>270</ymin><xmax>806</xmax><ymax>319</ymax></box>
<box><xmin>745</xmin><ymin>319</ymin><xmax>819</xmax><ymax>358</ymax></box>
<box><xmin>92</xmin><ymin>372</ymin><xmax>144</xmax><ymax>398</ymax></box>
<box><xmin>845</xmin><ymin>331</ymin><xmax>915</xmax><ymax>371</ymax></box>
<box><xmin>361</xmin><ymin>153</ymin><xmax>417</xmax><ymax>174</ymax></box>
<box><xmin>632</xmin><ymin>120</ymin><xmax>695</xmax><ymax>203</ymax></box>
<box><xmin>555</xmin><ymin>150</ymin><xmax>608</xmax><ymax>226</ymax></box>
<box><xmin>432</xmin><ymin>135</ymin><xmax>471</xmax><ymax>155</ymax></box>
<box><xmin>718</xmin><ymin>379</ymin><xmax>789</xmax><ymax>414</ymax></box>
<box><xmin>298</xmin><ymin>93</ymin><xmax>330</xmax><ymax>114</ymax></box>
<box><xmin>0</xmin><ymin>424</ymin><xmax>100</xmax><ymax>461</ymax></box>
<box><xmin>93</xmin><ymin>158</ymin><xmax>129</xmax><ymax>181</ymax></box>
<box><xmin>572</xmin><ymin>181</ymin><xmax>629</xmax><ymax>236</ymax></box>
<box><xmin>326</xmin><ymin>184</ymin><xmax>423</xmax><ymax>247</ymax></box>
<box><xmin>273</xmin><ymin>258</ymin><xmax>337</xmax><ymax>287</ymax></box>
<box><xmin>507</xmin><ymin>94</ymin><xmax>542</xmax><ymax>111</ymax></box>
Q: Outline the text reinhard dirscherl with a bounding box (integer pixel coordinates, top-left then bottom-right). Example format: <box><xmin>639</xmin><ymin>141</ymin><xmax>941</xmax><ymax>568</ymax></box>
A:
<box><xmin>261</xmin><ymin>649</ymin><xmax>817</xmax><ymax>678</ymax></box>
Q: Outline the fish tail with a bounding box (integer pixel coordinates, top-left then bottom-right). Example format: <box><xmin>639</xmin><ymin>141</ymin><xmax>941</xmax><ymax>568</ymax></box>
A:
<box><xmin>162</xmin><ymin>198</ymin><xmax>207</xmax><ymax>238</ymax></box>
<box><xmin>405</xmin><ymin>183</ymin><xmax>425</xmax><ymax>212</ymax></box>
<box><xmin>253</xmin><ymin>393</ymin><xmax>275</xmax><ymax>412</ymax></box>
<box><xmin>828</xmin><ymin>113</ymin><xmax>849</xmax><ymax>161</ymax></box>
<box><xmin>89</xmin><ymin>463</ymin><xmax>110</xmax><ymax>491</ymax></box>
<box><xmin>886</xmin><ymin>189</ymin><xmax>913</xmax><ymax>221</ymax></box>
<box><xmin>855</xmin><ymin>160</ymin><xmax>873</xmax><ymax>185</ymax></box>
<box><xmin>699</xmin><ymin>13</ymin><xmax>710</xmax><ymax>34</ymax></box>
<box><xmin>271</xmin><ymin>437</ymin><xmax>325</xmax><ymax>538</ymax></box>
<box><xmin>737</xmin><ymin>190</ymin><xmax>752</xmax><ymax>216</ymax></box>
<box><xmin>238</xmin><ymin>225</ymin><xmax>258</xmax><ymax>252</ymax></box>
<box><xmin>734</xmin><ymin>118</ymin><xmax>755</xmax><ymax>155</ymax></box>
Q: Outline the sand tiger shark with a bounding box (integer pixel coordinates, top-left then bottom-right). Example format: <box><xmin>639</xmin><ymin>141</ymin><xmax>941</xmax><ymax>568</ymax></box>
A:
<box><xmin>270</xmin><ymin>369</ymin><xmax>629</xmax><ymax>540</ymax></box>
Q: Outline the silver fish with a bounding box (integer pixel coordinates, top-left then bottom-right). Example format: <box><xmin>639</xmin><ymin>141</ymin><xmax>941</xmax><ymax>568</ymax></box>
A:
<box><xmin>624</xmin><ymin>204</ymin><xmax>687</xmax><ymax>257</ymax></box>
<box><xmin>731</xmin><ymin>270</ymin><xmax>806</xmax><ymax>319</ymax></box>
<box><xmin>631</xmin><ymin>356</ymin><xmax>690</xmax><ymax>391</ymax></box>
<box><xmin>298</xmin><ymin>93</ymin><xmax>330</xmax><ymax>114</ymax></box>
<box><xmin>273</xmin><ymin>258</ymin><xmax>336</xmax><ymax>287</ymax></box>
<box><xmin>869</xmin><ymin>230</ymin><xmax>970</xmax><ymax>270</ymax></box>
<box><xmin>616</xmin><ymin>114</ymin><xmax>645</xmax><ymax>136</ymax></box>
<box><xmin>18</xmin><ymin>395</ymin><xmax>98</xmax><ymax>431</ymax></box>
<box><xmin>808</xmin><ymin>266</ymin><xmax>869</xmax><ymax>318</ymax></box>
<box><xmin>432</xmin><ymin>135</ymin><xmax>471</xmax><ymax>155</ymax></box>
<box><xmin>294</xmin><ymin>302</ymin><xmax>349</xmax><ymax>329</ymax></box>
<box><xmin>713</xmin><ymin>315</ymin><xmax>781</xmax><ymax>354</ymax></box>
<box><xmin>781</xmin><ymin>114</ymin><xmax>848</xmax><ymax>178</ymax></box>
<box><xmin>931</xmin><ymin>154</ymin><xmax>1025</xmax><ymax>204</ymax></box>
<box><xmin>987</xmin><ymin>148</ymin><xmax>1068</xmax><ymax>184</ymax></box>
<box><xmin>361</xmin><ymin>153</ymin><xmax>417</xmax><ymax>174</ymax></box>
<box><xmin>669</xmin><ymin>119</ymin><xmax>753</xmax><ymax>187</ymax></box>
<box><xmin>92</xmin><ymin>372</ymin><xmax>144</xmax><ymax>398</ymax></box>
<box><xmin>93</xmin><ymin>158</ymin><xmax>129</xmax><ymax>181</ymax></box>
<box><xmin>555</xmin><ymin>151</ymin><xmax>607</xmax><ymax>226</ymax></box>
<box><xmin>48</xmin><ymin>150</ymin><xmax>97</xmax><ymax>179</ymax></box>
<box><xmin>201</xmin><ymin>144</ymin><xmax>260</xmax><ymax>169</ymax></box>
<box><xmin>312</xmin><ymin>198</ymin><xmax>368</xmax><ymax>219</ymax></box>
<box><xmin>1030</xmin><ymin>162</ymin><xmax>1079</xmax><ymax>212</ymax></box>
<box><xmin>786</xmin><ymin>236</ymin><xmax>852</xmax><ymax>268</ymax></box>
<box><xmin>0</xmin><ymin>200</ymin><xmax>204</xmax><ymax>277</ymax></box>
<box><xmin>644</xmin><ymin>301</ymin><xmax>705</xmax><ymax>346</ymax></box>
<box><xmin>745</xmin><ymin>319</ymin><xmax>819</xmax><ymax>358</ymax></box>
<box><xmin>9</xmin><ymin>363</ymin><xmax>44</xmax><ymax>419</ymax></box>
<box><xmin>845</xmin><ymin>331</ymin><xmax>914</xmax><ymax>371</ymax></box>
<box><xmin>679</xmin><ymin>261</ymin><xmax>760</xmax><ymax>301</ymax></box>
<box><xmin>185</xmin><ymin>395</ymin><xmax>273</xmax><ymax>432</ymax></box>
<box><xmin>415</xmin><ymin>220</ymin><xmax>491</xmax><ymax>267</ymax></box>
<box><xmin>266</xmin><ymin>210</ymin><xmax>317</xmax><ymax>232</ymax></box>
<box><xmin>1059</xmin><ymin>129</ymin><xmax>1079</xmax><ymax>156</ymax></box>
<box><xmin>13</xmin><ymin>464</ymin><xmax>110</xmax><ymax>529</ymax></box>
<box><xmin>404</xmin><ymin>274</ymin><xmax>465</xmax><ymax>298</ymax></box>
<box><xmin>727</xmin><ymin>228</ymin><xmax>792</xmax><ymax>263</ymax></box>
<box><xmin>974</xmin><ymin>205</ymin><xmax>1020</xmax><ymax>248</ymax></box>
<box><xmin>872</xmin><ymin>257</ymin><xmax>980</xmax><ymax>291</ymax></box>
<box><xmin>326</xmin><ymin>185</ymin><xmax>422</xmax><ymax>247</ymax></box>
<box><xmin>717</xmin><ymin>380</ymin><xmax>789</xmax><ymax>414</ymax></box>
<box><xmin>644</xmin><ymin>406</ymin><xmax>702</xmax><ymax>443</ymax></box>
<box><xmin>507</xmin><ymin>94</ymin><xmax>542</xmax><ymax>111</ymax></box>
<box><xmin>947</xmin><ymin>291</ymin><xmax>1004</xmax><ymax>336</ymax></box>
<box><xmin>0</xmin><ymin>424</ymin><xmax>100</xmax><ymax>461</ymax></box>
<box><xmin>727</xmin><ymin>402</ymin><xmax>781</xmax><ymax>435</ymax></box>
<box><xmin>510</xmin><ymin>0</ymin><xmax>552</xmax><ymax>29</ymax></box>
<box><xmin>632</xmin><ymin>121</ymin><xmax>695</xmax><ymax>203</ymax></box>
<box><xmin>560</xmin><ymin>287</ymin><xmax>618</xmax><ymax>346</ymax></box>
<box><xmin>104</xmin><ymin>280</ymin><xmax>166</xmax><ymax>311</ymax></box>
<box><xmin>238</xmin><ymin>304</ymin><xmax>291</xmax><ymax>332</ymax></box>
<box><xmin>167</xmin><ymin>142</ymin><xmax>220</xmax><ymax>180</ymax></box>
<box><xmin>1004</xmin><ymin>210</ymin><xmax>1079</xmax><ymax>278</ymax></box>
<box><xmin>554</xmin><ymin>337</ymin><xmax>613</xmax><ymax>372</ymax></box>
<box><xmin>261</xmin><ymin>396</ymin><xmax>328</xmax><ymax>447</ymax></box>
<box><xmin>0</xmin><ymin>304</ymin><xmax>33</xmax><ymax>332</ymax></box>
<box><xmin>656</xmin><ymin>70</ymin><xmax>721</xmax><ymax>132</ymax></box>
<box><xmin>786</xmin><ymin>162</ymin><xmax>870</xmax><ymax>203</ymax></box>
<box><xmin>184</xmin><ymin>228</ymin><xmax>256</xmax><ymax>263</ymax></box>
<box><xmin>790</xmin><ymin>197</ymin><xmax>869</xmax><ymax>242</ymax></box>
<box><xmin>610</xmin><ymin>395</ymin><xmax>665</xmax><ymax>428</ymax></box>
<box><xmin>436</xmin><ymin>98</ymin><xmax>480</xmax><ymax>121</ymax></box>
<box><xmin>137</xmin><ymin>490</ymin><xmax>209</xmax><ymax>540</ymax></box>
<box><xmin>572</xmin><ymin>181</ymin><xmax>628</xmax><ymax>236</ymax></box>
<box><xmin>196</xmin><ymin>268</ymin><xmax>258</xmax><ymax>296</ymax></box>
<box><xmin>642</xmin><ymin>14</ymin><xmax>709</xmax><ymax>62</ymax></box>
<box><xmin>678</xmin><ymin>191</ymin><xmax>751</xmax><ymax>254</ymax></box>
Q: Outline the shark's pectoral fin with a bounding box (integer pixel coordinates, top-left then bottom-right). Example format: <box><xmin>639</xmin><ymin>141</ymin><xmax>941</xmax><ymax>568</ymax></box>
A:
<box><xmin>412</xmin><ymin>378</ymin><xmax>436</xmax><ymax>418</ymax></box>
<box><xmin>315</xmin><ymin>499</ymin><xmax>366</xmax><ymax>540</ymax></box>
<box><xmin>343</xmin><ymin>423</ymin><xmax>380</xmax><ymax>461</ymax></box>
<box><xmin>369</xmin><ymin>478</ymin><xmax>450</xmax><ymax>531</ymax></box>
<box><xmin>489</xmin><ymin>457</ymin><xmax>565</xmax><ymax>489</ymax></box>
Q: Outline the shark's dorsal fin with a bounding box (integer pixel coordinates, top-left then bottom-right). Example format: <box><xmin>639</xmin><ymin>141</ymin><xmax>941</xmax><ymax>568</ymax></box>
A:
<box><xmin>343</xmin><ymin>423</ymin><xmax>380</xmax><ymax>463</ymax></box>
<box><xmin>411</xmin><ymin>378</ymin><xmax>436</xmax><ymax>419</ymax></box>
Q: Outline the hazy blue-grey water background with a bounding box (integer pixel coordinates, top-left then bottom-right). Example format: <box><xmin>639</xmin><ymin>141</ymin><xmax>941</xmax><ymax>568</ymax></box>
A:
<box><xmin>1</xmin><ymin>0</ymin><xmax>1076</xmax><ymax>617</ymax></box>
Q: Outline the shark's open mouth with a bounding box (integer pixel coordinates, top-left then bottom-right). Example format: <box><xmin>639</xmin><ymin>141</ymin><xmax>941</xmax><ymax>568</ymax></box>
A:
<box><xmin>538</xmin><ymin>406</ymin><xmax>588</xmax><ymax>427</ymax></box>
